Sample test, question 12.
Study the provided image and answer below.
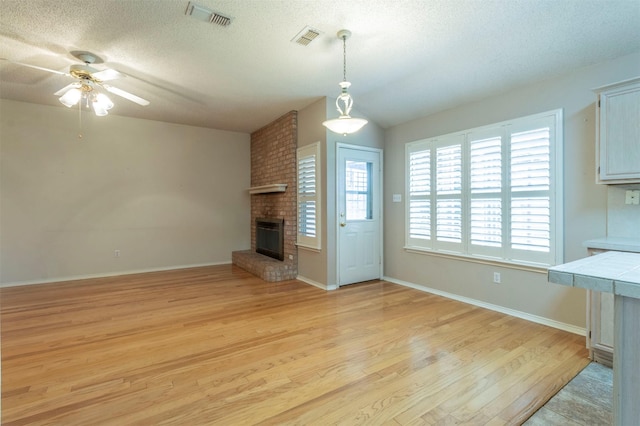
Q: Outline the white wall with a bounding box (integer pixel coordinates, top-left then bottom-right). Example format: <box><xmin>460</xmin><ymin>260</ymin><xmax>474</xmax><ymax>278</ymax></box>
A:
<box><xmin>383</xmin><ymin>51</ymin><xmax>640</xmax><ymax>329</ymax></box>
<box><xmin>297</xmin><ymin>98</ymin><xmax>329</xmax><ymax>285</ymax></box>
<box><xmin>0</xmin><ymin>100</ymin><xmax>251</xmax><ymax>285</ymax></box>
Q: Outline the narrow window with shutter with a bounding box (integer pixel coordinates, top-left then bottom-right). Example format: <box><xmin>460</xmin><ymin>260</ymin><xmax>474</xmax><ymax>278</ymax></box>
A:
<box><xmin>508</xmin><ymin>116</ymin><xmax>556</xmax><ymax>265</ymax></box>
<box><xmin>297</xmin><ymin>142</ymin><xmax>321</xmax><ymax>249</ymax></box>
<box><xmin>405</xmin><ymin>110</ymin><xmax>562</xmax><ymax>267</ymax></box>
<box><xmin>407</xmin><ymin>143</ymin><xmax>432</xmax><ymax>247</ymax></box>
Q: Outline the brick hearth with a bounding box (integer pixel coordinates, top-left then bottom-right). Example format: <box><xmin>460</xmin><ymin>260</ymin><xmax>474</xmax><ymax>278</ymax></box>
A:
<box><xmin>232</xmin><ymin>250</ymin><xmax>296</xmax><ymax>282</ymax></box>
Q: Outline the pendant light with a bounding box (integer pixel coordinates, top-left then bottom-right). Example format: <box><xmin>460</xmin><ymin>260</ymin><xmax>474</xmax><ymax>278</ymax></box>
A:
<box><xmin>322</xmin><ymin>29</ymin><xmax>368</xmax><ymax>135</ymax></box>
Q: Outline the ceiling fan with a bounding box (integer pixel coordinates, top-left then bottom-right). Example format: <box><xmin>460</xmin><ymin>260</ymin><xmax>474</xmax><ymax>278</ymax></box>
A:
<box><xmin>1</xmin><ymin>51</ymin><xmax>149</xmax><ymax>116</ymax></box>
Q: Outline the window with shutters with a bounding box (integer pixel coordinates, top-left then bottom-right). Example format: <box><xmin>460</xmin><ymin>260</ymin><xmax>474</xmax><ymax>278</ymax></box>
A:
<box><xmin>405</xmin><ymin>109</ymin><xmax>563</xmax><ymax>267</ymax></box>
<box><xmin>297</xmin><ymin>142</ymin><xmax>321</xmax><ymax>249</ymax></box>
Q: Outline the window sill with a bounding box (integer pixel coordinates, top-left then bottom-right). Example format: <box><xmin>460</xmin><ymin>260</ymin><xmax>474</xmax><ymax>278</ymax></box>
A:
<box><xmin>403</xmin><ymin>246</ymin><xmax>549</xmax><ymax>273</ymax></box>
<box><xmin>297</xmin><ymin>244</ymin><xmax>321</xmax><ymax>253</ymax></box>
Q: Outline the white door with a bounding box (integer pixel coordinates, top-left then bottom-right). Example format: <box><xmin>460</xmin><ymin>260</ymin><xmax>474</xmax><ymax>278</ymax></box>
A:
<box><xmin>337</xmin><ymin>146</ymin><xmax>382</xmax><ymax>286</ymax></box>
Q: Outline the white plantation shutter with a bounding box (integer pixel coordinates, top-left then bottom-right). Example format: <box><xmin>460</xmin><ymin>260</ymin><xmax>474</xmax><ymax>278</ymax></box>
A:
<box><xmin>508</xmin><ymin>119</ymin><xmax>555</xmax><ymax>264</ymax></box>
<box><xmin>297</xmin><ymin>143</ymin><xmax>321</xmax><ymax>249</ymax></box>
<box><xmin>510</xmin><ymin>197</ymin><xmax>550</xmax><ymax>252</ymax></box>
<box><xmin>298</xmin><ymin>157</ymin><xmax>316</xmax><ymax>236</ymax></box>
<box><xmin>469</xmin><ymin>133</ymin><xmax>503</xmax><ymax>255</ymax></box>
<box><xmin>405</xmin><ymin>110</ymin><xmax>562</xmax><ymax>267</ymax></box>
<box><xmin>435</xmin><ymin>141</ymin><xmax>463</xmax><ymax>248</ymax></box>
<box><xmin>470</xmin><ymin>137</ymin><xmax>502</xmax><ymax>193</ymax></box>
<box><xmin>510</xmin><ymin>128</ymin><xmax>551</xmax><ymax>192</ymax></box>
<box><xmin>470</xmin><ymin>198</ymin><xmax>502</xmax><ymax>247</ymax></box>
<box><xmin>408</xmin><ymin>147</ymin><xmax>431</xmax><ymax>242</ymax></box>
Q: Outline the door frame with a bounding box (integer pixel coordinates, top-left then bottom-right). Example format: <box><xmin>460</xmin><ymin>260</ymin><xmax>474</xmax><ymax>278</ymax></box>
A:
<box><xmin>335</xmin><ymin>143</ymin><xmax>384</xmax><ymax>286</ymax></box>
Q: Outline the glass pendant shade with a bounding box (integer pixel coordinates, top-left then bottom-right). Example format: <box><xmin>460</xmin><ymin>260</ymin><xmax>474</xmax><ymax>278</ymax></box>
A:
<box><xmin>322</xmin><ymin>116</ymin><xmax>368</xmax><ymax>135</ymax></box>
<box><xmin>59</xmin><ymin>88</ymin><xmax>82</xmax><ymax>107</ymax></box>
<box><xmin>92</xmin><ymin>99</ymin><xmax>108</xmax><ymax>116</ymax></box>
<box><xmin>322</xmin><ymin>80</ymin><xmax>368</xmax><ymax>135</ymax></box>
<box><xmin>95</xmin><ymin>93</ymin><xmax>114</xmax><ymax>110</ymax></box>
<box><xmin>92</xmin><ymin>92</ymin><xmax>114</xmax><ymax>116</ymax></box>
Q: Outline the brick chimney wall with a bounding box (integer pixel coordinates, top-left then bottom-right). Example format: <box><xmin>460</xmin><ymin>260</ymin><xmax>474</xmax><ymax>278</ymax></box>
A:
<box><xmin>250</xmin><ymin>111</ymin><xmax>297</xmax><ymax>273</ymax></box>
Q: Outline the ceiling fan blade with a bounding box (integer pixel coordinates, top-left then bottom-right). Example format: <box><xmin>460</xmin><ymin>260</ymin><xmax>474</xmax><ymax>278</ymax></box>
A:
<box><xmin>53</xmin><ymin>82</ymin><xmax>81</xmax><ymax>96</ymax></box>
<box><xmin>92</xmin><ymin>68</ymin><xmax>125</xmax><ymax>81</ymax></box>
<box><xmin>103</xmin><ymin>84</ymin><xmax>150</xmax><ymax>106</ymax></box>
<box><xmin>0</xmin><ymin>57</ymin><xmax>68</xmax><ymax>76</ymax></box>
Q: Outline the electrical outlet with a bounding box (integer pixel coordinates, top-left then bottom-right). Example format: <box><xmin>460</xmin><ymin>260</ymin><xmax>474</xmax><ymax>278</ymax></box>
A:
<box><xmin>493</xmin><ymin>272</ymin><xmax>501</xmax><ymax>284</ymax></box>
<box><xmin>114</xmin><ymin>249</ymin><xmax>120</xmax><ymax>258</ymax></box>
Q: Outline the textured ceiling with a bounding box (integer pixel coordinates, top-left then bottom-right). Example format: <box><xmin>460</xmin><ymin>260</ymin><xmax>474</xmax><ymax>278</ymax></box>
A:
<box><xmin>1</xmin><ymin>0</ymin><xmax>639</xmax><ymax>133</ymax></box>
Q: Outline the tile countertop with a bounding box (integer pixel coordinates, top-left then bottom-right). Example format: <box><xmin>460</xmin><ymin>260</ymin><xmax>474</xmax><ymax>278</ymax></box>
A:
<box><xmin>583</xmin><ymin>237</ymin><xmax>640</xmax><ymax>253</ymax></box>
<box><xmin>548</xmin><ymin>251</ymin><xmax>640</xmax><ymax>299</ymax></box>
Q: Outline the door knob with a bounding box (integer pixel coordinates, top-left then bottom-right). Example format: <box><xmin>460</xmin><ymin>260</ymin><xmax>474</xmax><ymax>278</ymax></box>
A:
<box><xmin>340</xmin><ymin>222</ymin><xmax>346</xmax><ymax>227</ymax></box>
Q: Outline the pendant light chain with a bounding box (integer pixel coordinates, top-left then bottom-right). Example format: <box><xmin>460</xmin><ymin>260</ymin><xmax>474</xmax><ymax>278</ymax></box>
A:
<box><xmin>342</xmin><ymin>34</ymin><xmax>347</xmax><ymax>82</ymax></box>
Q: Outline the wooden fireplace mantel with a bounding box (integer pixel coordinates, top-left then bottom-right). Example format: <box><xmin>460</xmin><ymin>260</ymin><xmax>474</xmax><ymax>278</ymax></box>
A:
<box><xmin>248</xmin><ymin>184</ymin><xmax>287</xmax><ymax>194</ymax></box>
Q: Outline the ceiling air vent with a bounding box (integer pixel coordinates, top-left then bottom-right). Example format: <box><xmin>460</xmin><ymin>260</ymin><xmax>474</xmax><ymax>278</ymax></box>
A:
<box><xmin>210</xmin><ymin>12</ymin><xmax>232</xmax><ymax>27</ymax></box>
<box><xmin>185</xmin><ymin>1</ymin><xmax>233</xmax><ymax>27</ymax></box>
<box><xmin>292</xmin><ymin>26</ymin><xmax>321</xmax><ymax>46</ymax></box>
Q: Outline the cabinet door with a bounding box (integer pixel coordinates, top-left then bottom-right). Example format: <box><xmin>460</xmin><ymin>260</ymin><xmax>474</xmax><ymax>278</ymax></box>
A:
<box><xmin>590</xmin><ymin>290</ymin><xmax>614</xmax><ymax>366</ymax></box>
<box><xmin>597</xmin><ymin>79</ymin><xmax>640</xmax><ymax>183</ymax></box>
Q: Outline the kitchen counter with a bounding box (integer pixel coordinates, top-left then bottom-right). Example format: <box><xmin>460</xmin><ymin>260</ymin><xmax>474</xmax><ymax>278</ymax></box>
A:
<box><xmin>548</xmin><ymin>251</ymin><xmax>640</xmax><ymax>425</ymax></box>
<box><xmin>583</xmin><ymin>237</ymin><xmax>640</xmax><ymax>253</ymax></box>
<box><xmin>548</xmin><ymin>251</ymin><xmax>640</xmax><ymax>298</ymax></box>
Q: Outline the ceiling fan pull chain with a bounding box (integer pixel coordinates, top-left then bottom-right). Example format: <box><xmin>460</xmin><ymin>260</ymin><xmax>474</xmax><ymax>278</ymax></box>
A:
<box><xmin>78</xmin><ymin>99</ymin><xmax>83</xmax><ymax>139</ymax></box>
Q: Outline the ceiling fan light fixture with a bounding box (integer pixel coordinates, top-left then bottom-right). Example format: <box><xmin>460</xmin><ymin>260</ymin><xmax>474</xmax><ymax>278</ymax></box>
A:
<box><xmin>95</xmin><ymin>93</ymin><xmax>114</xmax><ymax>110</ymax></box>
<box><xmin>322</xmin><ymin>29</ymin><xmax>367</xmax><ymax>136</ymax></box>
<box><xmin>91</xmin><ymin>92</ymin><xmax>114</xmax><ymax>116</ymax></box>
<box><xmin>92</xmin><ymin>99</ymin><xmax>109</xmax><ymax>116</ymax></box>
<box><xmin>5</xmin><ymin>51</ymin><xmax>149</xmax><ymax>119</ymax></box>
<box><xmin>59</xmin><ymin>88</ymin><xmax>82</xmax><ymax>107</ymax></box>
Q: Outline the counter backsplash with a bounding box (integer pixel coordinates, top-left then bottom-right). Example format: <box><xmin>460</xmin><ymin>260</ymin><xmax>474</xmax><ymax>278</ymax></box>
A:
<box><xmin>608</xmin><ymin>185</ymin><xmax>640</xmax><ymax>239</ymax></box>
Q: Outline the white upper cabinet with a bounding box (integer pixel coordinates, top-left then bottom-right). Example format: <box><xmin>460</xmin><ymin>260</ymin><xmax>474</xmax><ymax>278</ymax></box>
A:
<box><xmin>595</xmin><ymin>77</ymin><xmax>640</xmax><ymax>184</ymax></box>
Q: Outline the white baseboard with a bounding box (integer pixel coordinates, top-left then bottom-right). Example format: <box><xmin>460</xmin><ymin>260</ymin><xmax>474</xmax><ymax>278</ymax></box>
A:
<box><xmin>0</xmin><ymin>261</ymin><xmax>232</xmax><ymax>288</ymax></box>
<box><xmin>383</xmin><ymin>275</ymin><xmax>586</xmax><ymax>337</ymax></box>
<box><xmin>296</xmin><ymin>275</ymin><xmax>337</xmax><ymax>291</ymax></box>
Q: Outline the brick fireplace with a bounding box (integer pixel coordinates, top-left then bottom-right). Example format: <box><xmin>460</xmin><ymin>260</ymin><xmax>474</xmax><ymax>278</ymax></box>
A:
<box><xmin>232</xmin><ymin>111</ymin><xmax>298</xmax><ymax>282</ymax></box>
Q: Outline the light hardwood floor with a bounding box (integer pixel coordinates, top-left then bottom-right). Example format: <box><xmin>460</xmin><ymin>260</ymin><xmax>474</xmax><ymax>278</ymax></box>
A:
<box><xmin>1</xmin><ymin>265</ymin><xmax>589</xmax><ymax>425</ymax></box>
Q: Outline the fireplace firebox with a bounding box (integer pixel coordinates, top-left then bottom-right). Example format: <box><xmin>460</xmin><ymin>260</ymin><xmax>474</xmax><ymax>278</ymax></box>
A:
<box><xmin>256</xmin><ymin>218</ymin><xmax>284</xmax><ymax>261</ymax></box>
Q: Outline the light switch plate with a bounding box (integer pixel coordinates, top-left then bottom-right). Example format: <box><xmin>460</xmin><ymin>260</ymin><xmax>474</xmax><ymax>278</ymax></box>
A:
<box><xmin>625</xmin><ymin>190</ymin><xmax>640</xmax><ymax>205</ymax></box>
<box><xmin>392</xmin><ymin>194</ymin><xmax>402</xmax><ymax>203</ymax></box>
